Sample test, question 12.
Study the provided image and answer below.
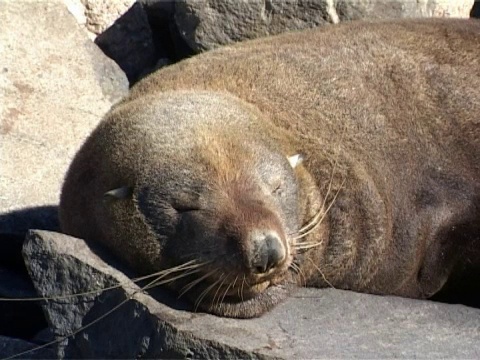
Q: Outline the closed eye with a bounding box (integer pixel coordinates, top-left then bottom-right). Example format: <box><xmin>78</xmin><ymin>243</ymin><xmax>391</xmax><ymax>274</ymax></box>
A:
<box><xmin>172</xmin><ymin>204</ymin><xmax>201</xmax><ymax>213</ymax></box>
<box><xmin>272</xmin><ymin>182</ymin><xmax>283</xmax><ymax>196</ymax></box>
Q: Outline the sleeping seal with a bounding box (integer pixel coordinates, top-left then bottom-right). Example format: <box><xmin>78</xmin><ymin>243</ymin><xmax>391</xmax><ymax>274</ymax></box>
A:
<box><xmin>60</xmin><ymin>19</ymin><xmax>480</xmax><ymax>318</ymax></box>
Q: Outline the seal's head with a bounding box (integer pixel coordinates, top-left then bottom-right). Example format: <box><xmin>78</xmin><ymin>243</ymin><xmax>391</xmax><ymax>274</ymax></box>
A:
<box><xmin>60</xmin><ymin>91</ymin><xmax>304</xmax><ymax>318</ymax></box>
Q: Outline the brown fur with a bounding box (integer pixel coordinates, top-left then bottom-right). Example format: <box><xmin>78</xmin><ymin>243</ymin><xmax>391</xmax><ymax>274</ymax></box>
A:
<box><xmin>60</xmin><ymin>19</ymin><xmax>480</xmax><ymax>318</ymax></box>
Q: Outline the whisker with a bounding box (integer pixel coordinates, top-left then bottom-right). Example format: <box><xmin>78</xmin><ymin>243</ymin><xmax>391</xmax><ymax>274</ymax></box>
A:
<box><xmin>293</xmin><ymin>123</ymin><xmax>348</xmax><ymax>241</ymax></box>
<box><xmin>294</xmin><ymin>177</ymin><xmax>345</xmax><ymax>242</ymax></box>
<box><xmin>231</xmin><ymin>275</ymin><xmax>239</xmax><ymax>294</ymax></box>
<box><xmin>219</xmin><ymin>274</ymin><xmax>235</xmax><ymax>306</ymax></box>
<box><xmin>212</xmin><ymin>274</ymin><xmax>227</xmax><ymax>308</ymax></box>
<box><xmin>0</xmin><ymin>260</ymin><xmax>205</xmax><ymax>303</ymax></box>
<box><xmin>290</xmin><ymin>262</ymin><xmax>307</xmax><ymax>287</ymax></box>
<box><xmin>142</xmin><ymin>268</ymin><xmax>203</xmax><ymax>292</ymax></box>
<box><xmin>195</xmin><ymin>272</ymin><xmax>223</xmax><ymax>312</ymax></box>
<box><xmin>307</xmin><ymin>258</ymin><xmax>335</xmax><ymax>289</ymax></box>
<box><xmin>178</xmin><ymin>268</ymin><xmax>218</xmax><ymax>298</ymax></box>
<box><xmin>297</xmin><ymin>145</ymin><xmax>343</xmax><ymax>236</ymax></box>
<box><xmin>240</xmin><ymin>275</ymin><xmax>246</xmax><ymax>303</ymax></box>
<box><xmin>2</xmin><ymin>262</ymin><xmax>174</xmax><ymax>360</ymax></box>
<box><xmin>296</xmin><ymin>172</ymin><xmax>335</xmax><ymax>235</ymax></box>
<box><xmin>219</xmin><ymin>275</ymin><xmax>238</xmax><ymax>303</ymax></box>
<box><xmin>132</xmin><ymin>261</ymin><xmax>208</xmax><ymax>291</ymax></box>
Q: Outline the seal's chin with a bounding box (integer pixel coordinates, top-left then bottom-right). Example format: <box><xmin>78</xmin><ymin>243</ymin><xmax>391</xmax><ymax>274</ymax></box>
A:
<box><xmin>198</xmin><ymin>282</ymin><xmax>294</xmax><ymax>318</ymax></box>
<box><xmin>179</xmin><ymin>271</ymin><xmax>295</xmax><ymax>318</ymax></box>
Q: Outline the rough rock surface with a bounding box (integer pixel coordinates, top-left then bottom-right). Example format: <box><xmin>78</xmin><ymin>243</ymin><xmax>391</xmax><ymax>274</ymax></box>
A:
<box><xmin>78</xmin><ymin>0</ymin><xmax>137</xmax><ymax>36</ymax></box>
<box><xmin>0</xmin><ymin>335</ymin><xmax>55</xmax><ymax>359</ymax></box>
<box><xmin>174</xmin><ymin>0</ymin><xmax>475</xmax><ymax>51</ymax></box>
<box><xmin>94</xmin><ymin>2</ymin><xmax>158</xmax><ymax>83</ymax></box>
<box><xmin>0</xmin><ymin>0</ymin><xmax>128</xmax><ymax>235</ymax></box>
<box><xmin>63</xmin><ymin>0</ymin><xmax>177</xmax><ymax>82</ymax></box>
<box><xmin>21</xmin><ymin>230</ymin><xmax>480</xmax><ymax>359</ymax></box>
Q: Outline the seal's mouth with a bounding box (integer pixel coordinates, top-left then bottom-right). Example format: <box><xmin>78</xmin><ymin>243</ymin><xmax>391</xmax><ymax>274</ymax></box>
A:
<box><xmin>162</xmin><ymin>264</ymin><xmax>294</xmax><ymax>318</ymax></box>
<box><xmin>199</xmin><ymin>279</ymin><xmax>271</xmax><ymax>301</ymax></box>
<box><xmin>198</xmin><ymin>279</ymin><xmax>295</xmax><ymax>318</ymax></box>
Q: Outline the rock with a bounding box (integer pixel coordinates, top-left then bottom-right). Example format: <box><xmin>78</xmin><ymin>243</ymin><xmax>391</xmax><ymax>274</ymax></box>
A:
<box><xmin>79</xmin><ymin>0</ymin><xmax>136</xmax><ymax>36</ymax></box>
<box><xmin>471</xmin><ymin>1</ymin><xmax>480</xmax><ymax>17</ymax></box>
<box><xmin>22</xmin><ymin>230</ymin><xmax>480</xmax><ymax>359</ymax></box>
<box><xmin>62</xmin><ymin>0</ymin><xmax>88</xmax><ymax>35</ymax></box>
<box><xmin>0</xmin><ymin>232</ymin><xmax>49</xmax><ymax>341</ymax></box>
<box><xmin>0</xmin><ymin>0</ymin><xmax>128</xmax><ymax>235</ymax></box>
<box><xmin>336</xmin><ymin>0</ymin><xmax>473</xmax><ymax>20</ymax></box>
<box><xmin>64</xmin><ymin>0</ymin><xmax>176</xmax><ymax>81</ymax></box>
<box><xmin>174</xmin><ymin>0</ymin><xmax>474</xmax><ymax>52</ymax></box>
<box><xmin>140</xmin><ymin>0</ymin><xmax>199</xmax><ymax>61</ymax></box>
<box><xmin>0</xmin><ymin>335</ymin><xmax>55</xmax><ymax>359</ymax></box>
<box><xmin>0</xmin><ymin>207</ymin><xmax>59</xmax><ymax>237</ymax></box>
<box><xmin>93</xmin><ymin>2</ymin><xmax>158</xmax><ymax>83</ymax></box>
<box><xmin>0</xmin><ymin>291</ymin><xmax>48</xmax><ymax>342</ymax></box>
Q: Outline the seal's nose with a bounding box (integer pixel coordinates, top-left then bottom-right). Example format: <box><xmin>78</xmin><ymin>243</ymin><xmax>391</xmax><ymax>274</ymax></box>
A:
<box><xmin>250</xmin><ymin>231</ymin><xmax>286</xmax><ymax>274</ymax></box>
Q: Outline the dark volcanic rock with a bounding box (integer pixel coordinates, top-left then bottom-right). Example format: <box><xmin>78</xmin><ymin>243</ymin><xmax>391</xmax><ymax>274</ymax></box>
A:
<box><xmin>0</xmin><ymin>335</ymin><xmax>55</xmax><ymax>359</ymax></box>
<box><xmin>21</xmin><ymin>230</ymin><xmax>480</xmax><ymax>359</ymax></box>
<box><xmin>0</xmin><ymin>232</ymin><xmax>48</xmax><ymax>340</ymax></box>
<box><xmin>94</xmin><ymin>2</ymin><xmax>158</xmax><ymax>83</ymax></box>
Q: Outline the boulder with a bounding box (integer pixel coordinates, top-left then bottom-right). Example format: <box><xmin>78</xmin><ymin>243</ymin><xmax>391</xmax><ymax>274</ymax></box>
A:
<box><xmin>0</xmin><ymin>232</ymin><xmax>47</xmax><ymax>340</ymax></box>
<box><xmin>174</xmin><ymin>0</ymin><xmax>474</xmax><ymax>52</ymax></box>
<box><xmin>63</xmin><ymin>0</ymin><xmax>174</xmax><ymax>82</ymax></box>
<box><xmin>67</xmin><ymin>0</ymin><xmax>158</xmax><ymax>83</ymax></box>
<box><xmin>0</xmin><ymin>335</ymin><xmax>55</xmax><ymax>359</ymax></box>
<box><xmin>0</xmin><ymin>0</ymin><xmax>128</xmax><ymax>235</ymax></box>
<box><xmin>76</xmin><ymin>0</ymin><xmax>137</xmax><ymax>36</ymax></box>
<box><xmin>93</xmin><ymin>1</ymin><xmax>158</xmax><ymax>83</ymax></box>
<box><xmin>21</xmin><ymin>230</ymin><xmax>480</xmax><ymax>359</ymax></box>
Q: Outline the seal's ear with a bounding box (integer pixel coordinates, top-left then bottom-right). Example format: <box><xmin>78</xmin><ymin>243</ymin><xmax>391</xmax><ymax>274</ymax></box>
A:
<box><xmin>287</xmin><ymin>154</ymin><xmax>303</xmax><ymax>169</ymax></box>
<box><xmin>103</xmin><ymin>186</ymin><xmax>133</xmax><ymax>201</ymax></box>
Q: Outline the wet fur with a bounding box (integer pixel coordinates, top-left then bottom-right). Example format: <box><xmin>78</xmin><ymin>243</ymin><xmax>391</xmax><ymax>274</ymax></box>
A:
<box><xmin>60</xmin><ymin>19</ymin><xmax>480</xmax><ymax>317</ymax></box>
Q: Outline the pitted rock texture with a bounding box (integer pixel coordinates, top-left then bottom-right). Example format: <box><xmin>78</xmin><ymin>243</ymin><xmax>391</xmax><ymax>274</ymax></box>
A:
<box><xmin>174</xmin><ymin>0</ymin><xmax>475</xmax><ymax>52</ymax></box>
<box><xmin>21</xmin><ymin>230</ymin><xmax>480</xmax><ymax>359</ymax></box>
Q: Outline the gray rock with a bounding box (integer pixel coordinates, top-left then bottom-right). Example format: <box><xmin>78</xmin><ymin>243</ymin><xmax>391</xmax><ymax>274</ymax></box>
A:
<box><xmin>0</xmin><ymin>335</ymin><xmax>55</xmax><ymax>359</ymax></box>
<box><xmin>93</xmin><ymin>2</ymin><xmax>158</xmax><ymax>83</ymax></box>
<box><xmin>0</xmin><ymin>266</ymin><xmax>47</xmax><ymax>341</ymax></box>
<box><xmin>174</xmin><ymin>0</ymin><xmax>474</xmax><ymax>52</ymax></box>
<box><xmin>22</xmin><ymin>230</ymin><xmax>480</xmax><ymax>359</ymax></box>
<box><xmin>336</xmin><ymin>0</ymin><xmax>473</xmax><ymax>20</ymax></box>
<box><xmin>0</xmin><ymin>0</ymin><xmax>128</xmax><ymax>235</ymax></box>
<box><xmin>0</xmin><ymin>232</ymin><xmax>48</xmax><ymax>341</ymax></box>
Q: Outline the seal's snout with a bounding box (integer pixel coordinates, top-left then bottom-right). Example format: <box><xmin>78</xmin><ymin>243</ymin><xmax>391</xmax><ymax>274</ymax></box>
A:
<box><xmin>249</xmin><ymin>230</ymin><xmax>286</xmax><ymax>274</ymax></box>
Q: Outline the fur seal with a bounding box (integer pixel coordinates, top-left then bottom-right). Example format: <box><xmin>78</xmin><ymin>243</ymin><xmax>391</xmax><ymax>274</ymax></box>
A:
<box><xmin>59</xmin><ymin>19</ymin><xmax>480</xmax><ymax>318</ymax></box>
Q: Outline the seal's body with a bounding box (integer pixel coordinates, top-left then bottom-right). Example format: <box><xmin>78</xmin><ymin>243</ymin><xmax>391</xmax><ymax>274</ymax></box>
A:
<box><xmin>60</xmin><ymin>19</ymin><xmax>480</xmax><ymax>318</ymax></box>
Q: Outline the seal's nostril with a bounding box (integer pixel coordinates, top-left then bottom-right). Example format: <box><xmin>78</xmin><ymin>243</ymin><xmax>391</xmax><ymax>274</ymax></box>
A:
<box><xmin>252</xmin><ymin>233</ymin><xmax>285</xmax><ymax>274</ymax></box>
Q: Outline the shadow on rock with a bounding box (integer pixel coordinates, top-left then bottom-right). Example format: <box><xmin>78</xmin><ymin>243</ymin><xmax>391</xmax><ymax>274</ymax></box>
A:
<box><xmin>471</xmin><ymin>1</ymin><xmax>480</xmax><ymax>17</ymax></box>
<box><xmin>0</xmin><ymin>205</ymin><xmax>59</xmax><ymax>237</ymax></box>
<box><xmin>0</xmin><ymin>206</ymin><xmax>59</xmax><ymax>341</ymax></box>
